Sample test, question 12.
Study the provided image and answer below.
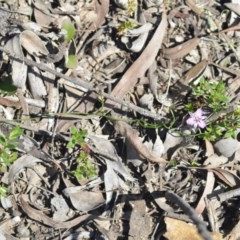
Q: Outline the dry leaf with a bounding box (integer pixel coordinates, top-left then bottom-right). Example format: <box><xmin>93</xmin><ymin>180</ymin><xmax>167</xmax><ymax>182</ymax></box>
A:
<box><xmin>182</xmin><ymin>60</ymin><xmax>208</xmax><ymax>85</ymax></box>
<box><xmin>208</xmin><ymin>168</ymin><xmax>240</xmax><ymax>187</ymax></box>
<box><xmin>195</xmin><ymin>172</ymin><xmax>215</xmax><ymax>215</ymax></box>
<box><xmin>8</xmin><ymin>154</ymin><xmax>42</xmax><ymax>184</ymax></box>
<box><xmin>107</xmin><ymin>7</ymin><xmax>167</xmax><ymax>103</ymax></box>
<box><xmin>192</xmin><ymin>166</ymin><xmax>240</xmax><ymax>187</ymax></box>
<box><xmin>28</xmin><ymin>66</ymin><xmax>47</xmax><ymax>97</ymax></box>
<box><xmin>225</xmin><ymin>3</ymin><xmax>240</xmax><ymax>16</ymax></box>
<box><xmin>51</xmin><ymin>195</ymin><xmax>72</xmax><ymax>221</ymax></box>
<box><xmin>205</xmin><ymin>140</ymin><xmax>214</xmax><ymax>157</ymax></box>
<box><xmin>63</xmin><ymin>190</ymin><xmax>105</xmax><ymax>212</ymax></box>
<box><xmin>20</xmin><ymin>30</ymin><xmax>49</xmax><ymax>56</ymax></box>
<box><xmin>5</xmin><ymin>35</ymin><xmax>28</xmax><ymax>88</ymax></box>
<box><xmin>34</xmin><ymin>8</ymin><xmax>54</xmax><ymax>27</ymax></box>
<box><xmin>114</xmin><ymin>121</ymin><xmax>167</xmax><ymax>163</ymax></box>
<box><xmin>162</xmin><ymin>38</ymin><xmax>200</xmax><ymax>60</ymax></box>
<box><xmin>89</xmin><ymin>0</ymin><xmax>109</xmax><ymax>31</ymax></box>
<box><xmin>164</xmin><ymin>217</ymin><xmax>223</xmax><ymax>240</ymax></box>
<box><xmin>127</xmin><ymin>23</ymin><xmax>153</xmax><ymax>52</ymax></box>
<box><xmin>20</xmin><ymin>194</ymin><xmax>93</xmax><ymax>229</ymax></box>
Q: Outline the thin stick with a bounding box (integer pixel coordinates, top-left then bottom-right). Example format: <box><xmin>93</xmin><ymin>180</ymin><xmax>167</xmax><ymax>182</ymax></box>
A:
<box><xmin>0</xmin><ymin>46</ymin><xmax>165</xmax><ymax>121</ymax></box>
<box><xmin>165</xmin><ymin>191</ymin><xmax>213</xmax><ymax>240</ymax></box>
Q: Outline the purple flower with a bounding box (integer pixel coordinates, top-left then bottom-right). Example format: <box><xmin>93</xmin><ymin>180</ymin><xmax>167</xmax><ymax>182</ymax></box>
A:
<box><xmin>186</xmin><ymin>108</ymin><xmax>207</xmax><ymax>129</ymax></box>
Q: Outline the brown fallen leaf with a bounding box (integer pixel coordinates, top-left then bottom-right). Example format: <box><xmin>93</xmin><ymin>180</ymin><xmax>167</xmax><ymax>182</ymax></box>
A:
<box><xmin>205</xmin><ymin>140</ymin><xmax>215</xmax><ymax>158</ymax></box>
<box><xmin>195</xmin><ymin>172</ymin><xmax>215</xmax><ymax>215</ymax></box>
<box><xmin>20</xmin><ymin>30</ymin><xmax>49</xmax><ymax>56</ymax></box>
<box><xmin>107</xmin><ymin>6</ymin><xmax>167</xmax><ymax>103</ymax></box>
<box><xmin>190</xmin><ymin>166</ymin><xmax>240</xmax><ymax>188</ymax></box>
<box><xmin>208</xmin><ymin>168</ymin><xmax>240</xmax><ymax>188</ymax></box>
<box><xmin>164</xmin><ymin>217</ymin><xmax>223</xmax><ymax>240</ymax></box>
<box><xmin>181</xmin><ymin>59</ymin><xmax>208</xmax><ymax>85</ymax></box>
<box><xmin>162</xmin><ymin>38</ymin><xmax>200</xmax><ymax>60</ymax></box>
<box><xmin>20</xmin><ymin>194</ymin><xmax>94</xmax><ymax>229</ymax></box>
<box><xmin>114</xmin><ymin>121</ymin><xmax>167</xmax><ymax>163</ymax></box>
<box><xmin>89</xmin><ymin>0</ymin><xmax>109</xmax><ymax>31</ymax></box>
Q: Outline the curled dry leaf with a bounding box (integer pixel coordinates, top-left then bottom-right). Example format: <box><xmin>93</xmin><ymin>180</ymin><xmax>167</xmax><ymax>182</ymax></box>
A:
<box><xmin>162</xmin><ymin>38</ymin><xmax>201</xmax><ymax>60</ymax></box>
<box><xmin>28</xmin><ymin>66</ymin><xmax>47</xmax><ymax>98</ymax></box>
<box><xmin>8</xmin><ymin>154</ymin><xmax>43</xmax><ymax>184</ymax></box>
<box><xmin>114</xmin><ymin>121</ymin><xmax>167</xmax><ymax>163</ymax></box>
<box><xmin>5</xmin><ymin>35</ymin><xmax>28</xmax><ymax>88</ymax></box>
<box><xmin>20</xmin><ymin>195</ymin><xmax>93</xmax><ymax>229</ymax></box>
<box><xmin>208</xmin><ymin>168</ymin><xmax>240</xmax><ymax>188</ymax></box>
<box><xmin>191</xmin><ymin>166</ymin><xmax>240</xmax><ymax>188</ymax></box>
<box><xmin>104</xmin><ymin>162</ymin><xmax>132</xmax><ymax>204</ymax></box>
<box><xmin>87</xmin><ymin>134</ymin><xmax>134</xmax><ymax>203</ymax></box>
<box><xmin>20</xmin><ymin>30</ymin><xmax>49</xmax><ymax>56</ymax></box>
<box><xmin>127</xmin><ymin>23</ymin><xmax>153</xmax><ymax>52</ymax></box>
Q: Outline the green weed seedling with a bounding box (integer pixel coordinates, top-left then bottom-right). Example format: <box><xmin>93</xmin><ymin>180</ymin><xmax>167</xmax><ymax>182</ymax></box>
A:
<box><xmin>127</xmin><ymin>0</ymin><xmax>137</xmax><ymax>16</ymax></box>
<box><xmin>118</xmin><ymin>20</ymin><xmax>137</xmax><ymax>35</ymax></box>
<box><xmin>0</xmin><ymin>125</ymin><xmax>23</xmax><ymax>170</ymax></box>
<box><xmin>191</xmin><ymin>77</ymin><xmax>229</xmax><ymax>113</ymax></box>
<box><xmin>0</xmin><ymin>125</ymin><xmax>23</xmax><ymax>199</ymax></box>
<box><xmin>67</xmin><ymin>127</ymin><xmax>96</xmax><ymax>180</ymax></box>
<box><xmin>186</xmin><ymin>77</ymin><xmax>240</xmax><ymax>141</ymax></box>
<box><xmin>61</xmin><ymin>20</ymin><xmax>78</xmax><ymax>69</ymax></box>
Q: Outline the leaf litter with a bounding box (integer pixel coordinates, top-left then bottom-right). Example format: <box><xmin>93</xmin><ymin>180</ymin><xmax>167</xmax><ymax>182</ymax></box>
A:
<box><xmin>0</xmin><ymin>0</ymin><xmax>240</xmax><ymax>239</ymax></box>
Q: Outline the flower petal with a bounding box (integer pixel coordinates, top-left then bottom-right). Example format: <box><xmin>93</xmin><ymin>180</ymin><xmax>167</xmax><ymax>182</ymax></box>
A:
<box><xmin>186</xmin><ymin>117</ymin><xmax>195</xmax><ymax>126</ymax></box>
<box><xmin>198</xmin><ymin>120</ymin><xmax>206</xmax><ymax>128</ymax></box>
<box><xmin>195</xmin><ymin>108</ymin><xmax>203</xmax><ymax>117</ymax></box>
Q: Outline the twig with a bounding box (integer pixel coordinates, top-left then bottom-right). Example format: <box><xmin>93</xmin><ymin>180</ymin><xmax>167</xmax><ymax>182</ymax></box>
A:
<box><xmin>165</xmin><ymin>191</ymin><xmax>213</xmax><ymax>240</ymax></box>
<box><xmin>0</xmin><ymin>46</ymin><xmax>165</xmax><ymax>121</ymax></box>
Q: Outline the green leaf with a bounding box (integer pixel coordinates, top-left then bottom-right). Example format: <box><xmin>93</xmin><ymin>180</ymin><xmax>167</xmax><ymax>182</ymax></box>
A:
<box><xmin>0</xmin><ymin>135</ymin><xmax>6</xmax><ymax>146</ymax></box>
<box><xmin>67</xmin><ymin>139</ymin><xmax>75</xmax><ymax>148</ymax></box>
<box><xmin>8</xmin><ymin>152</ymin><xmax>18</xmax><ymax>163</ymax></box>
<box><xmin>8</xmin><ymin>126</ymin><xmax>24</xmax><ymax>140</ymax></box>
<box><xmin>1</xmin><ymin>151</ymin><xmax>9</xmax><ymax>164</ymax></box>
<box><xmin>0</xmin><ymin>76</ymin><xmax>17</xmax><ymax>94</ymax></box>
<box><xmin>7</xmin><ymin>142</ymin><xmax>18</xmax><ymax>149</ymax></box>
<box><xmin>0</xmin><ymin>185</ymin><xmax>8</xmax><ymax>198</ymax></box>
<box><xmin>65</xmin><ymin>54</ymin><xmax>78</xmax><ymax>69</ymax></box>
<box><xmin>62</xmin><ymin>21</ymin><xmax>76</xmax><ymax>43</ymax></box>
<box><xmin>70</xmin><ymin>127</ymin><xmax>77</xmax><ymax>135</ymax></box>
